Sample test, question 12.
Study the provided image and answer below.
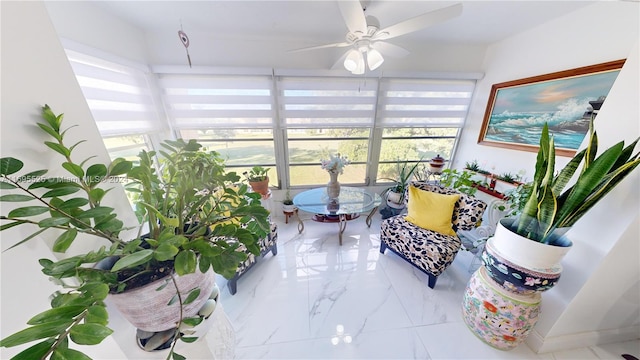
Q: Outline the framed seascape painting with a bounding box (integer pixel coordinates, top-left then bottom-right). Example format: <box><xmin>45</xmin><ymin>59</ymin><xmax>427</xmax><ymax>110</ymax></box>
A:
<box><xmin>477</xmin><ymin>59</ymin><xmax>625</xmax><ymax>156</ymax></box>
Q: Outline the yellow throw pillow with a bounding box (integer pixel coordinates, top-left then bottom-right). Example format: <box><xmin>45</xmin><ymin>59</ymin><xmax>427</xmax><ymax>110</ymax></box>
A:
<box><xmin>404</xmin><ymin>186</ymin><xmax>460</xmax><ymax>236</ymax></box>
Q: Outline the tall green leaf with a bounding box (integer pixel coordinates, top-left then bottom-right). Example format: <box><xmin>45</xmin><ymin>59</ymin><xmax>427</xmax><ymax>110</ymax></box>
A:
<box><xmin>69</xmin><ymin>324</ymin><xmax>113</xmax><ymax>345</ymax></box>
<box><xmin>110</xmin><ymin>250</ymin><xmax>154</xmax><ymax>272</ymax></box>
<box><xmin>44</xmin><ymin>141</ymin><xmax>71</xmax><ymax>157</ymax></box>
<box><xmin>8</xmin><ymin>206</ymin><xmax>49</xmax><ymax>218</ymax></box>
<box><xmin>42</xmin><ymin>187</ymin><xmax>81</xmax><ymax>198</ymax></box>
<box><xmin>37</xmin><ymin>122</ymin><xmax>62</xmax><ymax>142</ymax></box>
<box><xmin>58</xmin><ymin>198</ymin><xmax>89</xmax><ymax>210</ymax></box>
<box><xmin>7</xmin><ymin>338</ymin><xmax>55</xmax><ymax>360</ymax></box>
<box><xmin>0</xmin><ymin>194</ymin><xmax>35</xmax><ymax>202</ymax></box>
<box><xmin>175</xmin><ymin>250</ymin><xmax>197</xmax><ymax>276</ymax></box>
<box><xmin>108</xmin><ymin>158</ymin><xmax>132</xmax><ymax>176</ymax></box>
<box><xmin>53</xmin><ymin>229</ymin><xmax>78</xmax><ymax>252</ymax></box>
<box><xmin>560</xmin><ymin>158</ymin><xmax>640</xmax><ymax>227</ymax></box>
<box><xmin>552</xmin><ymin>149</ymin><xmax>585</xmax><ymax>196</ymax></box>
<box><xmin>52</xmin><ymin>347</ymin><xmax>92</xmax><ymax>360</ymax></box>
<box><xmin>62</xmin><ymin>162</ymin><xmax>84</xmax><ymax>179</ymax></box>
<box><xmin>554</xmin><ymin>141</ymin><xmax>624</xmax><ymax>226</ymax></box>
<box><xmin>75</xmin><ymin>206</ymin><xmax>114</xmax><ymax>219</ymax></box>
<box><xmin>27</xmin><ymin>305</ymin><xmax>86</xmax><ymax>325</ymax></box>
<box><xmin>42</xmin><ymin>104</ymin><xmax>62</xmax><ymax>131</ymax></box>
<box><xmin>38</xmin><ymin>217</ymin><xmax>71</xmax><ymax>228</ymax></box>
<box><xmin>0</xmin><ymin>319</ymin><xmax>72</xmax><ymax>347</ymax></box>
<box><xmin>0</xmin><ymin>157</ymin><xmax>24</xmax><ymax>175</ymax></box>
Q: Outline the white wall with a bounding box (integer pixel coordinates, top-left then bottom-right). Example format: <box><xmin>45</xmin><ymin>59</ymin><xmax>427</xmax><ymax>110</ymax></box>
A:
<box><xmin>454</xmin><ymin>1</ymin><xmax>640</xmax><ymax>352</ymax></box>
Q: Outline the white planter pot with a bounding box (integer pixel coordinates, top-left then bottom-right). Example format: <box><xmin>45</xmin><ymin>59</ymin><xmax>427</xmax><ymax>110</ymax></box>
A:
<box><xmin>282</xmin><ymin>204</ymin><xmax>296</xmax><ymax>212</ymax></box>
<box><xmin>491</xmin><ymin>218</ymin><xmax>572</xmax><ymax>273</ymax></box>
<box><xmin>386</xmin><ymin>190</ymin><xmax>403</xmax><ymax>205</ymax></box>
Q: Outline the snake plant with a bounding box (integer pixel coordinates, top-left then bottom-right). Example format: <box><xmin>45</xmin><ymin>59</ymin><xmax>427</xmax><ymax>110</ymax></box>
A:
<box><xmin>513</xmin><ymin>118</ymin><xmax>639</xmax><ymax>244</ymax></box>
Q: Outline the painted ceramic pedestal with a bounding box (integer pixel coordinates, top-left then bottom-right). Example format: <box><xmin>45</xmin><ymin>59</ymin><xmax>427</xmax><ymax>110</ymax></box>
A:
<box><xmin>462</xmin><ymin>266</ymin><xmax>541</xmax><ymax>350</ymax></box>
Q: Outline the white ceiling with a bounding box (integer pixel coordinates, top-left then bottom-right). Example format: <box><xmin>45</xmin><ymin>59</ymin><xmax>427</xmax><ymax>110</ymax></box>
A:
<box><xmin>72</xmin><ymin>1</ymin><xmax>605</xmax><ymax>70</ymax></box>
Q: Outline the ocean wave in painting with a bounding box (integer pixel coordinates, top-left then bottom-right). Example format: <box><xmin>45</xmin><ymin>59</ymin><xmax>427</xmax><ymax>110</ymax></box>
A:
<box><xmin>485</xmin><ymin>98</ymin><xmax>591</xmax><ymax>150</ymax></box>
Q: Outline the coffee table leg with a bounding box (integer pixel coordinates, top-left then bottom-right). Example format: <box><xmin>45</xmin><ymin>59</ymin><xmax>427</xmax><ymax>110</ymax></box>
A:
<box><xmin>366</xmin><ymin>206</ymin><xmax>379</xmax><ymax>227</ymax></box>
<box><xmin>338</xmin><ymin>214</ymin><xmax>348</xmax><ymax>246</ymax></box>
<box><xmin>296</xmin><ymin>209</ymin><xmax>304</xmax><ymax>234</ymax></box>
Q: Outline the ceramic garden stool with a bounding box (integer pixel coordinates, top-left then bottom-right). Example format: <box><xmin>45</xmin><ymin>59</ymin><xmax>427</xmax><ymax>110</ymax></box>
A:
<box><xmin>462</xmin><ymin>266</ymin><xmax>541</xmax><ymax>350</ymax></box>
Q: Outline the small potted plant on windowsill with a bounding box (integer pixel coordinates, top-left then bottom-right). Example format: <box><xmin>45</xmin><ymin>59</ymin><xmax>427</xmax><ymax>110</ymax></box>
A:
<box><xmin>282</xmin><ymin>190</ymin><xmax>295</xmax><ymax>213</ymax></box>
<box><xmin>243</xmin><ymin>166</ymin><xmax>270</xmax><ymax>197</ymax></box>
<box><xmin>0</xmin><ymin>105</ymin><xmax>270</xmax><ymax>359</ymax></box>
<box><xmin>380</xmin><ymin>159</ymin><xmax>421</xmax><ymax>209</ymax></box>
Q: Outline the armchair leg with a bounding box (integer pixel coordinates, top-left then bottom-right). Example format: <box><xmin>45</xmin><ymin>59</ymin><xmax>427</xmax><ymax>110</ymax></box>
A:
<box><xmin>227</xmin><ymin>278</ymin><xmax>238</xmax><ymax>295</ymax></box>
<box><xmin>427</xmin><ymin>274</ymin><xmax>437</xmax><ymax>289</ymax></box>
<box><xmin>379</xmin><ymin>241</ymin><xmax>387</xmax><ymax>254</ymax></box>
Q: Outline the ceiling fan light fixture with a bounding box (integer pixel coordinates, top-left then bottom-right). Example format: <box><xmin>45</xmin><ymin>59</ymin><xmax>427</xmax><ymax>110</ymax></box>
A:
<box><xmin>344</xmin><ymin>49</ymin><xmax>362</xmax><ymax>72</ymax></box>
<box><xmin>352</xmin><ymin>59</ymin><xmax>366</xmax><ymax>75</ymax></box>
<box><xmin>366</xmin><ymin>48</ymin><xmax>384</xmax><ymax>71</ymax></box>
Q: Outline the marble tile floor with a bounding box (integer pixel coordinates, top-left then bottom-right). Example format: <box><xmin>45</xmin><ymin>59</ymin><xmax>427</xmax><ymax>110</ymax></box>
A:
<box><xmin>214</xmin><ymin>213</ymin><xmax>639</xmax><ymax>360</ymax></box>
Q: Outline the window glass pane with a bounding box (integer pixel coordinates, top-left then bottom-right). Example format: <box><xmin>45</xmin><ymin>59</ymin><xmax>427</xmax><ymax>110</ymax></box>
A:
<box><xmin>382</xmin><ymin>128</ymin><xmax>458</xmax><ymax>137</ymax></box>
<box><xmin>102</xmin><ymin>135</ymin><xmax>150</xmax><ymax>163</ymax></box>
<box><xmin>287</xmin><ymin>128</ymin><xmax>369</xmax><ymax>186</ymax></box>
<box><xmin>290</xmin><ymin>164</ymin><xmax>366</xmax><ymax>186</ymax></box>
<box><xmin>179</xmin><ymin>129</ymin><xmax>277</xmax><ymax>186</ymax></box>
<box><xmin>379</xmin><ymin>138</ymin><xmax>456</xmax><ymax>162</ymax></box>
<box><xmin>377</xmin><ymin>128</ymin><xmax>458</xmax><ymax>184</ymax></box>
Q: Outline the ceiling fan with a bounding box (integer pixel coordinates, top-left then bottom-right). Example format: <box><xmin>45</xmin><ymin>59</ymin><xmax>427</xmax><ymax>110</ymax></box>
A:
<box><xmin>290</xmin><ymin>1</ymin><xmax>463</xmax><ymax>74</ymax></box>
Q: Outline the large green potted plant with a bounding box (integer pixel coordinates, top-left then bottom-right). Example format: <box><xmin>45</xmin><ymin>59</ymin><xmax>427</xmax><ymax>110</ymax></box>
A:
<box><xmin>0</xmin><ymin>105</ymin><xmax>270</xmax><ymax>359</ymax></box>
<box><xmin>492</xmin><ymin>119</ymin><xmax>639</xmax><ymax>270</ymax></box>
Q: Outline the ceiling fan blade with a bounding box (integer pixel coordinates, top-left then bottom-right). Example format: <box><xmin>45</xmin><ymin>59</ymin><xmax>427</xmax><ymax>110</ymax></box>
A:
<box><xmin>337</xmin><ymin>0</ymin><xmax>367</xmax><ymax>35</ymax></box>
<box><xmin>288</xmin><ymin>42</ymin><xmax>351</xmax><ymax>53</ymax></box>
<box><xmin>376</xmin><ymin>3</ymin><xmax>463</xmax><ymax>40</ymax></box>
<box><xmin>372</xmin><ymin>41</ymin><xmax>410</xmax><ymax>58</ymax></box>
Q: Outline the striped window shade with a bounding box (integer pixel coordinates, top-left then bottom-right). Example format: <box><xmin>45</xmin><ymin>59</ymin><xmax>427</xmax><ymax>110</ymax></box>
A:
<box><xmin>158</xmin><ymin>74</ymin><xmax>275</xmax><ymax>129</ymax></box>
<box><xmin>64</xmin><ymin>49</ymin><xmax>162</xmax><ymax>136</ymax></box>
<box><xmin>277</xmin><ymin>76</ymin><xmax>378</xmax><ymax>128</ymax></box>
<box><xmin>376</xmin><ymin>78</ymin><xmax>476</xmax><ymax>128</ymax></box>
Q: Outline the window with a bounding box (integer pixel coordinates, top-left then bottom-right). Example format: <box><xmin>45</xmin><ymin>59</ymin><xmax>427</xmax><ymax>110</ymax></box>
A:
<box><xmin>378</xmin><ymin>128</ymin><xmax>459</xmax><ymax>180</ymax></box>
<box><xmin>375</xmin><ymin>78</ymin><xmax>474</xmax><ymax>183</ymax></box>
<box><xmin>161</xmin><ymin>74</ymin><xmax>278</xmax><ymax>185</ymax></box>
<box><xmin>64</xmin><ymin>44</ymin><xmax>477</xmax><ymax>190</ymax></box>
<box><xmin>102</xmin><ymin>135</ymin><xmax>152</xmax><ymax>164</ymax></box>
<box><xmin>286</xmin><ymin>128</ymin><xmax>370</xmax><ymax>186</ymax></box>
<box><xmin>178</xmin><ymin>128</ymin><xmax>277</xmax><ymax>185</ymax></box>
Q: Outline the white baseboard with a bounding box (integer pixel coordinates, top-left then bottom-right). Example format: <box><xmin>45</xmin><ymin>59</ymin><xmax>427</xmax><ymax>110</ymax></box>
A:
<box><xmin>526</xmin><ymin>325</ymin><xmax>640</xmax><ymax>353</ymax></box>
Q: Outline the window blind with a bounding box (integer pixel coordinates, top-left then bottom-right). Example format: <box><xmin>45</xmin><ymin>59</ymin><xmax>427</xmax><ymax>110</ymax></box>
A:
<box><xmin>277</xmin><ymin>76</ymin><xmax>378</xmax><ymax>128</ymax></box>
<box><xmin>64</xmin><ymin>49</ymin><xmax>162</xmax><ymax>136</ymax></box>
<box><xmin>376</xmin><ymin>78</ymin><xmax>475</xmax><ymax>127</ymax></box>
<box><xmin>158</xmin><ymin>74</ymin><xmax>275</xmax><ymax>129</ymax></box>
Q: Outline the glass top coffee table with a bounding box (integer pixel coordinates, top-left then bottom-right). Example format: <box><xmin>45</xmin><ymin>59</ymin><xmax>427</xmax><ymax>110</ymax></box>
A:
<box><xmin>293</xmin><ymin>187</ymin><xmax>382</xmax><ymax>245</ymax></box>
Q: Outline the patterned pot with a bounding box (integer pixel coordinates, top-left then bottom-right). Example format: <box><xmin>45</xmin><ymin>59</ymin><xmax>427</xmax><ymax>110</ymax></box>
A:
<box><xmin>110</xmin><ymin>268</ymin><xmax>216</xmax><ymax>332</ymax></box>
<box><xmin>483</xmin><ymin>237</ymin><xmax>561</xmax><ymax>295</ymax></box>
<box><xmin>462</xmin><ymin>266</ymin><xmax>541</xmax><ymax>350</ymax></box>
<box><xmin>491</xmin><ymin>218</ymin><xmax>572</xmax><ymax>273</ymax></box>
